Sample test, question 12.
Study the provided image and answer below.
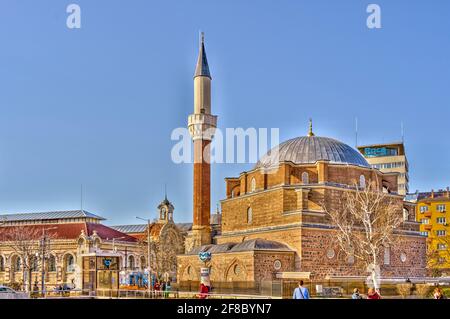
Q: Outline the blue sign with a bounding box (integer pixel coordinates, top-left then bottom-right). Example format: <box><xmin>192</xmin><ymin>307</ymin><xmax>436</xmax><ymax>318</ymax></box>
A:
<box><xmin>103</xmin><ymin>258</ymin><xmax>112</xmax><ymax>269</ymax></box>
<box><xmin>198</xmin><ymin>252</ymin><xmax>212</xmax><ymax>263</ymax></box>
<box><xmin>365</xmin><ymin>147</ymin><xmax>387</xmax><ymax>157</ymax></box>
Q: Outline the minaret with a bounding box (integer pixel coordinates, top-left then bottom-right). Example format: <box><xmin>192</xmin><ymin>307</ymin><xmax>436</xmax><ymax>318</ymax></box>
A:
<box><xmin>188</xmin><ymin>32</ymin><xmax>217</xmax><ymax>248</ymax></box>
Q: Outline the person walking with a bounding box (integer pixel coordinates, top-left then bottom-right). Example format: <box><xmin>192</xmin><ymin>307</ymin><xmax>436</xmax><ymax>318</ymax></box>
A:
<box><xmin>199</xmin><ymin>283</ymin><xmax>209</xmax><ymax>299</ymax></box>
<box><xmin>352</xmin><ymin>288</ymin><xmax>363</xmax><ymax>299</ymax></box>
<box><xmin>164</xmin><ymin>281</ymin><xmax>171</xmax><ymax>298</ymax></box>
<box><xmin>367</xmin><ymin>288</ymin><xmax>381</xmax><ymax>299</ymax></box>
<box><xmin>154</xmin><ymin>281</ymin><xmax>161</xmax><ymax>298</ymax></box>
<box><xmin>292</xmin><ymin>280</ymin><xmax>310</xmax><ymax>299</ymax></box>
<box><xmin>161</xmin><ymin>281</ymin><xmax>166</xmax><ymax>298</ymax></box>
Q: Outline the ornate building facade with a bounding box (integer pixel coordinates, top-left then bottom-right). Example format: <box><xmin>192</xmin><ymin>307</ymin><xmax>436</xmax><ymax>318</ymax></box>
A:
<box><xmin>0</xmin><ymin>210</ymin><xmax>141</xmax><ymax>291</ymax></box>
<box><xmin>111</xmin><ymin>196</ymin><xmax>186</xmax><ymax>280</ymax></box>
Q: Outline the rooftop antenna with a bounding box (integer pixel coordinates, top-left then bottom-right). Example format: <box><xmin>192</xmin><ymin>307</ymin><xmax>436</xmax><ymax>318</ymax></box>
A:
<box><xmin>164</xmin><ymin>183</ymin><xmax>167</xmax><ymax>200</ymax></box>
<box><xmin>355</xmin><ymin>117</ymin><xmax>358</xmax><ymax>147</ymax></box>
<box><xmin>80</xmin><ymin>184</ymin><xmax>83</xmax><ymax>211</ymax></box>
<box><xmin>401</xmin><ymin>121</ymin><xmax>404</xmax><ymax>143</ymax></box>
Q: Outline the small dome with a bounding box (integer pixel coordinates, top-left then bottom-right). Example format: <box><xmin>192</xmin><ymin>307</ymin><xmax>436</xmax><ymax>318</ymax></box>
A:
<box><xmin>255</xmin><ymin>135</ymin><xmax>369</xmax><ymax>169</ymax></box>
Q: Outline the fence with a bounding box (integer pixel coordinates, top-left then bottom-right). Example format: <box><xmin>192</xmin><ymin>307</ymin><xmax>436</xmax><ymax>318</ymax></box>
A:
<box><xmin>9</xmin><ymin>277</ymin><xmax>450</xmax><ymax>299</ymax></box>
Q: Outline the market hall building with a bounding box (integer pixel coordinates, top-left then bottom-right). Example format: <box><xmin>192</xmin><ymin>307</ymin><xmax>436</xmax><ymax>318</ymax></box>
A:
<box><xmin>0</xmin><ymin>210</ymin><xmax>141</xmax><ymax>293</ymax></box>
<box><xmin>176</xmin><ymin>34</ymin><xmax>427</xmax><ymax>293</ymax></box>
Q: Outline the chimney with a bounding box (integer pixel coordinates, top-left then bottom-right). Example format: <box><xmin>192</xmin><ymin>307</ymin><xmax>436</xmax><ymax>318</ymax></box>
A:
<box><xmin>447</xmin><ymin>187</ymin><xmax>450</xmax><ymax>198</ymax></box>
<box><xmin>431</xmin><ymin>189</ymin><xmax>435</xmax><ymax>199</ymax></box>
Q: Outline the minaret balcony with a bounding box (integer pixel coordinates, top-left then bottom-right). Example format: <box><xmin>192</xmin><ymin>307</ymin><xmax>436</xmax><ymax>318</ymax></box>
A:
<box><xmin>188</xmin><ymin>113</ymin><xmax>217</xmax><ymax>140</ymax></box>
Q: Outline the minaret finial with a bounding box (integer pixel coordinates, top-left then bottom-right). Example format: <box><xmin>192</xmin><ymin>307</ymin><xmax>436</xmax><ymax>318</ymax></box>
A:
<box><xmin>308</xmin><ymin>118</ymin><xmax>315</xmax><ymax>137</ymax></box>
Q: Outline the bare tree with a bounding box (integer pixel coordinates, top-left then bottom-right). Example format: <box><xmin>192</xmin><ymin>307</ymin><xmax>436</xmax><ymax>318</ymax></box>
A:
<box><xmin>426</xmin><ymin>236</ymin><xmax>450</xmax><ymax>277</ymax></box>
<box><xmin>322</xmin><ymin>180</ymin><xmax>403</xmax><ymax>289</ymax></box>
<box><xmin>139</xmin><ymin>230</ymin><xmax>184</xmax><ymax>281</ymax></box>
<box><xmin>0</xmin><ymin>227</ymin><xmax>55</xmax><ymax>292</ymax></box>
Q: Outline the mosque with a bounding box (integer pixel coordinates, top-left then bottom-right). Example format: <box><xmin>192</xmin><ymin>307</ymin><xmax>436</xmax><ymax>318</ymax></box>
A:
<box><xmin>176</xmin><ymin>34</ymin><xmax>427</xmax><ymax>292</ymax></box>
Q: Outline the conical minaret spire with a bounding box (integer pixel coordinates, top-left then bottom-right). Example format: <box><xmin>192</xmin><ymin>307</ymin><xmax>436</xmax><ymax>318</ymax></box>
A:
<box><xmin>194</xmin><ymin>32</ymin><xmax>211</xmax><ymax>79</ymax></box>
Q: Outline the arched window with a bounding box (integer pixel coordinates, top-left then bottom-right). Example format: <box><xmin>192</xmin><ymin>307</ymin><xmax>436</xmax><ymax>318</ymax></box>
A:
<box><xmin>250</xmin><ymin>178</ymin><xmax>256</xmax><ymax>193</ymax></box>
<box><xmin>65</xmin><ymin>254</ymin><xmax>75</xmax><ymax>272</ymax></box>
<box><xmin>48</xmin><ymin>255</ymin><xmax>56</xmax><ymax>272</ymax></box>
<box><xmin>128</xmin><ymin>255</ymin><xmax>135</xmax><ymax>270</ymax></box>
<box><xmin>13</xmin><ymin>256</ymin><xmax>22</xmax><ymax>272</ymax></box>
<box><xmin>301</xmin><ymin>172</ymin><xmax>309</xmax><ymax>184</ymax></box>
<box><xmin>359</xmin><ymin>175</ymin><xmax>366</xmax><ymax>189</ymax></box>
<box><xmin>384</xmin><ymin>247</ymin><xmax>391</xmax><ymax>265</ymax></box>
<box><xmin>31</xmin><ymin>255</ymin><xmax>39</xmax><ymax>272</ymax></box>
<box><xmin>140</xmin><ymin>256</ymin><xmax>146</xmax><ymax>270</ymax></box>
<box><xmin>0</xmin><ymin>256</ymin><xmax>4</xmax><ymax>271</ymax></box>
<box><xmin>247</xmin><ymin>207</ymin><xmax>253</xmax><ymax>224</ymax></box>
<box><xmin>403</xmin><ymin>208</ymin><xmax>409</xmax><ymax>221</ymax></box>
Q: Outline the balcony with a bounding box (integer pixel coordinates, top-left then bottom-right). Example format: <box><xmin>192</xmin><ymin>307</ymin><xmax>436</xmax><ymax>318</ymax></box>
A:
<box><xmin>423</xmin><ymin>211</ymin><xmax>432</xmax><ymax>218</ymax></box>
<box><xmin>423</xmin><ymin>224</ymin><xmax>432</xmax><ymax>231</ymax></box>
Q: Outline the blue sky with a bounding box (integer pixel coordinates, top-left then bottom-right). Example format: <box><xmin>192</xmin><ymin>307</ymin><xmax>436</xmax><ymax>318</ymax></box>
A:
<box><xmin>0</xmin><ymin>0</ymin><xmax>449</xmax><ymax>224</ymax></box>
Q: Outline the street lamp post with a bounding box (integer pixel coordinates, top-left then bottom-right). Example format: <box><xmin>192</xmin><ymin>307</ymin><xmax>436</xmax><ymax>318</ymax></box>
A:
<box><xmin>136</xmin><ymin>216</ymin><xmax>152</xmax><ymax>298</ymax></box>
<box><xmin>40</xmin><ymin>227</ymin><xmax>57</xmax><ymax>297</ymax></box>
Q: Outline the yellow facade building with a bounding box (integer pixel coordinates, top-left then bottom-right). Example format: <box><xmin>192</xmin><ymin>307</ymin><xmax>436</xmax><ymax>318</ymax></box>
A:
<box><xmin>414</xmin><ymin>189</ymin><xmax>450</xmax><ymax>272</ymax></box>
<box><xmin>357</xmin><ymin>142</ymin><xmax>409</xmax><ymax>195</ymax></box>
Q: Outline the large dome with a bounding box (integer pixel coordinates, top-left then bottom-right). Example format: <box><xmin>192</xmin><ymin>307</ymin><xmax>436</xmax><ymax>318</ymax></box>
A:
<box><xmin>255</xmin><ymin>135</ymin><xmax>370</xmax><ymax>169</ymax></box>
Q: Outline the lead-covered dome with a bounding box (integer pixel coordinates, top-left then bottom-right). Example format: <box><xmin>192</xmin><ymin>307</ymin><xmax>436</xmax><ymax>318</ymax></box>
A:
<box><xmin>255</xmin><ymin>135</ymin><xmax>370</xmax><ymax>169</ymax></box>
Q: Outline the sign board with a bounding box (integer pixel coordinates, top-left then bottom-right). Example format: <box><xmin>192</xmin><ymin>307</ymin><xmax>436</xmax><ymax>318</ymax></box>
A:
<box><xmin>200</xmin><ymin>267</ymin><xmax>211</xmax><ymax>287</ymax></box>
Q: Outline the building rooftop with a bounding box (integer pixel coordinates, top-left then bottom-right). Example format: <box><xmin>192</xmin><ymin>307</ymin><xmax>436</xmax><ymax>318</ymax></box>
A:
<box><xmin>256</xmin><ymin>135</ymin><xmax>370</xmax><ymax>169</ymax></box>
<box><xmin>110</xmin><ymin>224</ymin><xmax>148</xmax><ymax>234</ymax></box>
<box><xmin>187</xmin><ymin>238</ymin><xmax>294</xmax><ymax>255</ymax></box>
<box><xmin>357</xmin><ymin>141</ymin><xmax>405</xmax><ymax>148</ymax></box>
<box><xmin>0</xmin><ymin>222</ymin><xmax>137</xmax><ymax>243</ymax></box>
<box><xmin>111</xmin><ymin>222</ymin><xmax>194</xmax><ymax>234</ymax></box>
<box><xmin>0</xmin><ymin>210</ymin><xmax>105</xmax><ymax>223</ymax></box>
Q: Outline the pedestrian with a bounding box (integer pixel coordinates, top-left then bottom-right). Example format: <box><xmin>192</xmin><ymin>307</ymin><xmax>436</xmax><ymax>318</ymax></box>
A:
<box><xmin>367</xmin><ymin>288</ymin><xmax>381</xmax><ymax>299</ymax></box>
<box><xmin>164</xmin><ymin>281</ymin><xmax>171</xmax><ymax>298</ymax></box>
<box><xmin>352</xmin><ymin>288</ymin><xmax>363</xmax><ymax>299</ymax></box>
<box><xmin>161</xmin><ymin>281</ymin><xmax>166</xmax><ymax>298</ymax></box>
<box><xmin>32</xmin><ymin>281</ymin><xmax>39</xmax><ymax>298</ymax></box>
<box><xmin>199</xmin><ymin>283</ymin><xmax>209</xmax><ymax>299</ymax></box>
<box><xmin>433</xmin><ymin>287</ymin><xmax>445</xmax><ymax>299</ymax></box>
<box><xmin>292</xmin><ymin>280</ymin><xmax>310</xmax><ymax>299</ymax></box>
<box><xmin>154</xmin><ymin>281</ymin><xmax>161</xmax><ymax>297</ymax></box>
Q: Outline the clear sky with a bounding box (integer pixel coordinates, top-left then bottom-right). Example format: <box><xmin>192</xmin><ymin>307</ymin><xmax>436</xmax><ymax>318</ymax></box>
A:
<box><xmin>0</xmin><ymin>0</ymin><xmax>449</xmax><ymax>225</ymax></box>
